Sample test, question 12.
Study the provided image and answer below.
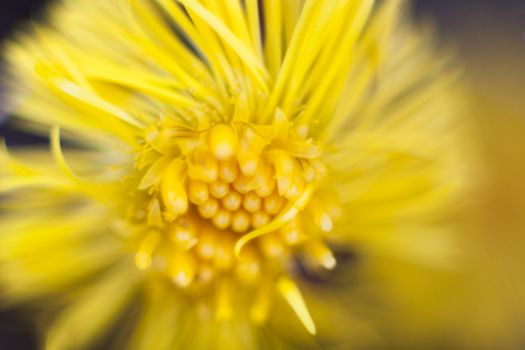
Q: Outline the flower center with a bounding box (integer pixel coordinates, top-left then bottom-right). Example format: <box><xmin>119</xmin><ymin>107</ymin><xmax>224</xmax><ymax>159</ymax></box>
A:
<box><xmin>131</xmin><ymin>122</ymin><xmax>335</xmax><ymax>291</ymax></box>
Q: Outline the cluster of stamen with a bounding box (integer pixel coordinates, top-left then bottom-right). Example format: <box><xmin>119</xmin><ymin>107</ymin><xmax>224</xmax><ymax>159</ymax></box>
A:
<box><xmin>133</xmin><ymin>123</ymin><xmax>336</xmax><ymax>294</ymax></box>
<box><xmin>188</xmin><ymin>169</ymin><xmax>286</xmax><ymax>233</ymax></box>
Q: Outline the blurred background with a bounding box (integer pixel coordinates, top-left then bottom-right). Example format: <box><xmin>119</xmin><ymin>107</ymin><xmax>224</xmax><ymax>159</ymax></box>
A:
<box><xmin>0</xmin><ymin>0</ymin><xmax>524</xmax><ymax>349</ymax></box>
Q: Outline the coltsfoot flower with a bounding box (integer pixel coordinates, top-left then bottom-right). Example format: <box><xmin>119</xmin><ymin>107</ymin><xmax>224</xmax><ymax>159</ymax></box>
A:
<box><xmin>0</xmin><ymin>0</ymin><xmax>466</xmax><ymax>349</ymax></box>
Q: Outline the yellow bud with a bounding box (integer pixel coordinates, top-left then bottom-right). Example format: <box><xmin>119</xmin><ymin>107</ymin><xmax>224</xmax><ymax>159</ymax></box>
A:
<box><xmin>169</xmin><ymin>220</ymin><xmax>198</xmax><ymax>250</ymax></box>
<box><xmin>197</xmin><ymin>228</ymin><xmax>216</xmax><ymax>260</ymax></box>
<box><xmin>188</xmin><ymin>179</ymin><xmax>209</xmax><ymax>205</ymax></box>
<box><xmin>251</xmin><ymin>211</ymin><xmax>270</xmax><ymax>228</ymax></box>
<box><xmin>209</xmin><ymin>179</ymin><xmax>229</xmax><ymax>199</ymax></box>
<box><xmin>255</xmin><ymin>177</ymin><xmax>276</xmax><ymax>198</ymax></box>
<box><xmin>169</xmin><ymin>252</ymin><xmax>197</xmax><ymax>288</ymax></box>
<box><xmin>188</xmin><ymin>149</ymin><xmax>218</xmax><ymax>183</ymax></box>
<box><xmin>207</xmin><ymin>124</ymin><xmax>237</xmax><ymax>160</ymax></box>
<box><xmin>263</xmin><ymin>192</ymin><xmax>285</xmax><ymax>215</ymax></box>
<box><xmin>243</xmin><ymin>191</ymin><xmax>262</xmax><ymax>213</ymax></box>
<box><xmin>222</xmin><ymin>191</ymin><xmax>242</xmax><ymax>211</ymax></box>
<box><xmin>160</xmin><ymin>160</ymin><xmax>188</xmax><ymax>219</ymax></box>
<box><xmin>231</xmin><ymin>210</ymin><xmax>251</xmax><ymax>232</ymax></box>
<box><xmin>198</xmin><ymin>197</ymin><xmax>219</xmax><ymax>218</ymax></box>
<box><xmin>212</xmin><ymin>208</ymin><xmax>232</xmax><ymax>230</ymax></box>
<box><xmin>218</xmin><ymin>158</ymin><xmax>239</xmax><ymax>183</ymax></box>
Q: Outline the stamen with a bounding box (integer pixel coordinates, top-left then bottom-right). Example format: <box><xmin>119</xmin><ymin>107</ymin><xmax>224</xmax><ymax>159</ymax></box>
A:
<box><xmin>197</xmin><ymin>229</ymin><xmax>216</xmax><ymax>260</ymax></box>
<box><xmin>207</xmin><ymin>124</ymin><xmax>237</xmax><ymax>160</ymax></box>
<box><xmin>218</xmin><ymin>157</ymin><xmax>239</xmax><ymax>183</ymax></box>
<box><xmin>310</xmin><ymin>206</ymin><xmax>334</xmax><ymax>232</ymax></box>
<box><xmin>188</xmin><ymin>149</ymin><xmax>218</xmax><ymax>183</ymax></box>
<box><xmin>255</xmin><ymin>176</ymin><xmax>275</xmax><ymax>197</ymax></box>
<box><xmin>160</xmin><ymin>159</ymin><xmax>187</xmax><ymax>219</ymax></box>
<box><xmin>221</xmin><ymin>191</ymin><xmax>242</xmax><ymax>211</ymax></box>
<box><xmin>251</xmin><ymin>211</ymin><xmax>270</xmax><ymax>228</ymax></box>
<box><xmin>198</xmin><ymin>197</ymin><xmax>219</xmax><ymax>218</ymax></box>
<box><xmin>234</xmin><ymin>184</ymin><xmax>314</xmax><ymax>257</ymax></box>
<box><xmin>209</xmin><ymin>179</ymin><xmax>229</xmax><ymax>198</ymax></box>
<box><xmin>279</xmin><ymin>219</ymin><xmax>304</xmax><ymax>245</ymax></box>
<box><xmin>169</xmin><ymin>252</ymin><xmax>196</xmax><ymax>288</ymax></box>
<box><xmin>306</xmin><ymin>241</ymin><xmax>337</xmax><ymax>270</ymax></box>
<box><xmin>231</xmin><ymin>210</ymin><xmax>250</xmax><ymax>232</ymax></box>
<box><xmin>260</xmin><ymin>234</ymin><xmax>287</xmax><ymax>258</ymax></box>
<box><xmin>215</xmin><ymin>238</ymin><xmax>234</xmax><ymax>270</ymax></box>
<box><xmin>188</xmin><ymin>179</ymin><xmax>209</xmax><ymax>205</ymax></box>
<box><xmin>135</xmin><ymin>232</ymin><xmax>161</xmax><ymax>270</ymax></box>
<box><xmin>212</xmin><ymin>208</ymin><xmax>232</xmax><ymax>230</ymax></box>
<box><xmin>169</xmin><ymin>221</ymin><xmax>198</xmax><ymax>250</ymax></box>
<box><xmin>277</xmin><ymin>277</ymin><xmax>317</xmax><ymax>335</ymax></box>
<box><xmin>263</xmin><ymin>192</ymin><xmax>285</xmax><ymax>215</ymax></box>
<box><xmin>235</xmin><ymin>251</ymin><xmax>260</xmax><ymax>283</ymax></box>
<box><xmin>243</xmin><ymin>191</ymin><xmax>262</xmax><ymax>213</ymax></box>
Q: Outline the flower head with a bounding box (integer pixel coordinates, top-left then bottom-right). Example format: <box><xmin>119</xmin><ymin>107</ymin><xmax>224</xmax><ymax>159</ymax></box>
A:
<box><xmin>0</xmin><ymin>0</ymin><xmax>465</xmax><ymax>348</ymax></box>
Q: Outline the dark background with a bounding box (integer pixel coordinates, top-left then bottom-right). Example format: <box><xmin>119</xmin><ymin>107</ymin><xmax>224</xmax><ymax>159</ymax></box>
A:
<box><xmin>0</xmin><ymin>0</ymin><xmax>524</xmax><ymax>349</ymax></box>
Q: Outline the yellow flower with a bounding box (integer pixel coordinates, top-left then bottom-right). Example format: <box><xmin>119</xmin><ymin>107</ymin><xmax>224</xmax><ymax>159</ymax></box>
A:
<box><xmin>0</xmin><ymin>0</ymin><xmax>466</xmax><ymax>349</ymax></box>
